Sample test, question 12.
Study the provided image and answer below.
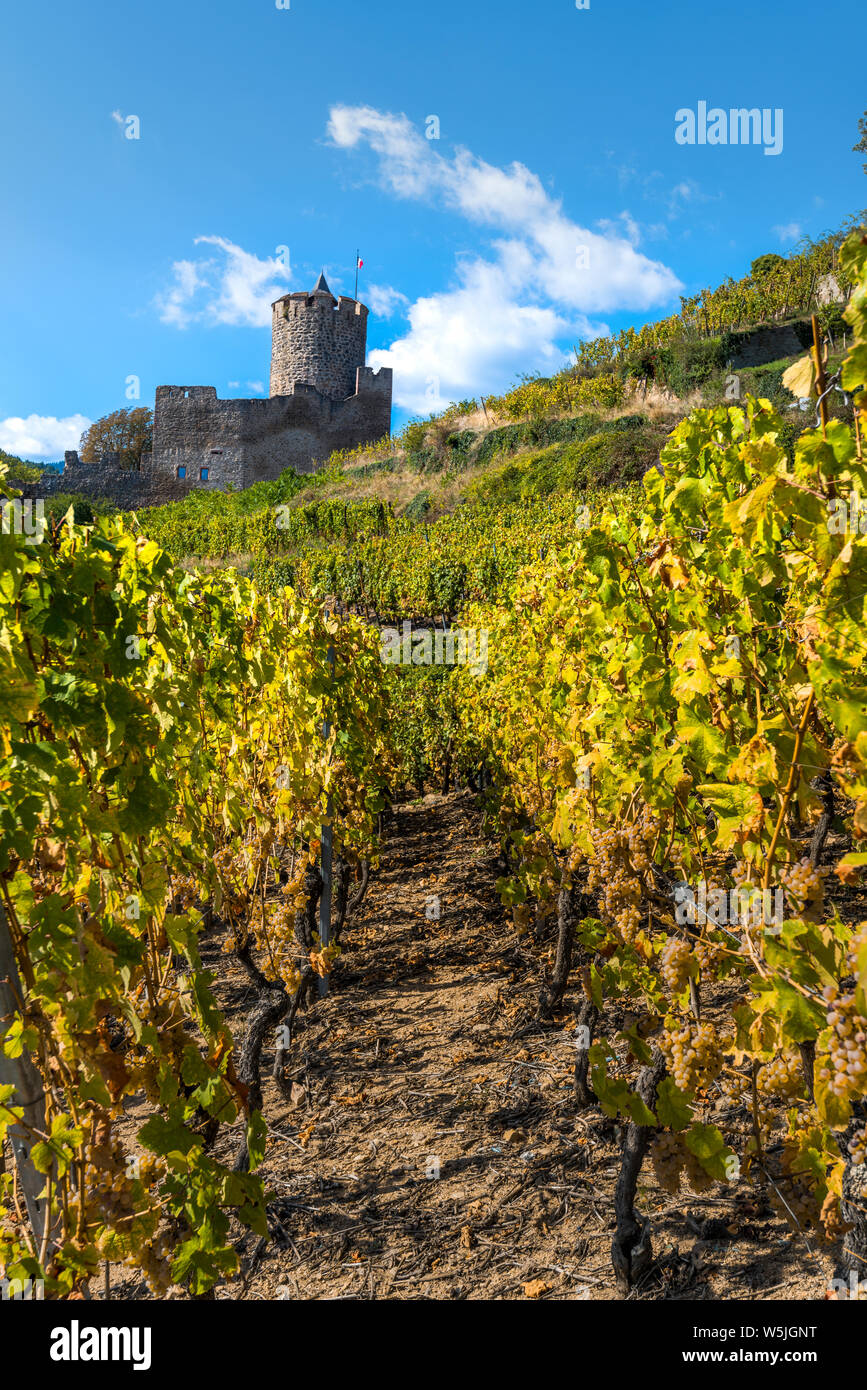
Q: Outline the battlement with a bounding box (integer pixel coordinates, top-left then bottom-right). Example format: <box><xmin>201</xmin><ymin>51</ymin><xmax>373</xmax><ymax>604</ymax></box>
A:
<box><xmin>156</xmin><ymin>386</ymin><xmax>218</xmax><ymax>403</ymax></box>
<box><xmin>272</xmin><ymin>293</ymin><xmax>367</xmax><ymax>322</ymax></box>
<box><xmin>355</xmin><ymin>365</ymin><xmax>393</xmax><ymax>395</ymax></box>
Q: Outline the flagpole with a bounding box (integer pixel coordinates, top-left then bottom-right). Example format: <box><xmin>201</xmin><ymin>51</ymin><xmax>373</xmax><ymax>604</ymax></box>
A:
<box><xmin>354</xmin><ymin>248</ymin><xmax>359</xmax><ymax>301</ymax></box>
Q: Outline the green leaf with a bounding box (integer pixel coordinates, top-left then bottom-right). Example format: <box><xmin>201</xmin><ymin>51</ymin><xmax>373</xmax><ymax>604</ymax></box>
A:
<box><xmin>655</xmin><ymin>1077</ymin><xmax>694</xmax><ymax>1132</ymax></box>
<box><xmin>683</xmin><ymin>1123</ymin><xmax>734</xmax><ymax>1181</ymax></box>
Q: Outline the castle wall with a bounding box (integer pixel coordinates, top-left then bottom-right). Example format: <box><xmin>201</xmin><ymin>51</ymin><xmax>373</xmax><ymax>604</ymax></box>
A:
<box><xmin>16</xmin><ymin>452</ymin><xmax>192</xmax><ymax>509</ymax></box>
<box><xmin>270</xmin><ymin>293</ymin><xmax>368</xmax><ymax>400</ymax></box>
<box><xmin>151</xmin><ymin>368</ymin><xmax>392</xmax><ymax>489</ymax></box>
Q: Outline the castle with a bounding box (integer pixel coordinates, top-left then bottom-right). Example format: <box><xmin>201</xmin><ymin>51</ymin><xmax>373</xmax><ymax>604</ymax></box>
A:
<box><xmin>36</xmin><ymin>274</ymin><xmax>392</xmax><ymax>507</ymax></box>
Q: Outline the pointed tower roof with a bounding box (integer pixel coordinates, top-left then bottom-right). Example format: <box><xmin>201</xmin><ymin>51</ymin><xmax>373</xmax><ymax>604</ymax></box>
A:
<box><xmin>312</xmin><ymin>271</ymin><xmax>332</xmax><ymax>295</ymax></box>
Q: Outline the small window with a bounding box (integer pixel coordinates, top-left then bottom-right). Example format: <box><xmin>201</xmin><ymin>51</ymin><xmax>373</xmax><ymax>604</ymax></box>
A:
<box><xmin>200</xmin><ymin>467</ymin><xmax>209</xmax><ymax>481</ymax></box>
<box><xmin>177</xmin><ymin>466</ymin><xmax>186</xmax><ymax>479</ymax></box>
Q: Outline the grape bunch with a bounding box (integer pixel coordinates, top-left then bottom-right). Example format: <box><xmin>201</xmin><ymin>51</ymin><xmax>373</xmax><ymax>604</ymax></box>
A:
<box><xmin>816</xmin><ymin>982</ymin><xmax>867</xmax><ymax>1104</ymax></box>
<box><xmin>846</xmin><ymin>922</ymin><xmax>867</xmax><ymax>973</ymax></box>
<box><xmin>256</xmin><ymin>897</ymin><xmax>304</xmax><ymax>991</ymax></box>
<box><xmin>661</xmin><ymin>937</ymin><xmax>693</xmax><ymax>994</ymax></box>
<box><xmin>769</xmin><ymin>1174</ymin><xmax>823</xmax><ymax>1234</ymax></box>
<box><xmin>171</xmin><ymin>871</ymin><xmax>201</xmax><ymax>913</ymax></box>
<box><xmin>694</xmin><ymin>933</ymin><xmax>724</xmax><ymax>976</ymax></box>
<box><xmin>661</xmin><ymin>1021</ymin><xmax>725</xmax><ymax>1094</ymax></box>
<box><xmin>759</xmin><ymin>1051</ymin><xmax>805</xmax><ymax>1100</ymax></box>
<box><xmin>213</xmin><ymin>844</ymin><xmax>253</xmax><ymax>919</ymax></box>
<box><xmin>79</xmin><ymin>1122</ymin><xmax>159</xmax><ymax>1244</ymax></box>
<box><xmin>847</xmin><ymin>1124</ymin><xmax>866</xmax><ymax>1166</ymax></box>
<box><xmin>649</xmin><ymin>1131</ymin><xmax>684</xmax><ymax>1195</ymax></box>
<box><xmin>649</xmin><ymin>1132</ymin><xmax>715</xmax><ymax>1195</ymax></box>
<box><xmin>587</xmin><ymin>807</ymin><xmax>657</xmax><ymax>945</ymax></box>
<box><xmin>780</xmin><ymin>856</ymin><xmax>826</xmax><ymax>920</ymax></box>
<box><xmin>131</xmin><ymin>1230</ymin><xmax>175</xmax><ymax>1295</ymax></box>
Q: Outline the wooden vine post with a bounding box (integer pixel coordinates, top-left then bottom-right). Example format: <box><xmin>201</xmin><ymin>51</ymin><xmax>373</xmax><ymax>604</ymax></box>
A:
<box><xmin>811</xmin><ymin>313</ymin><xmax>829</xmax><ymax>435</ymax></box>
<box><xmin>0</xmin><ymin>897</ymin><xmax>55</xmax><ymax>1257</ymax></box>
<box><xmin>318</xmin><ymin>626</ymin><xmax>336</xmax><ymax>999</ymax></box>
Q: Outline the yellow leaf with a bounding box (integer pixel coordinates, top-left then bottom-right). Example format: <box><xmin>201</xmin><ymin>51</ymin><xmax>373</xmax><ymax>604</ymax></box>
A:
<box><xmin>298</xmin><ymin>1119</ymin><xmax>316</xmax><ymax>1148</ymax></box>
<box><xmin>782</xmin><ymin>354</ymin><xmax>816</xmax><ymax>400</ymax></box>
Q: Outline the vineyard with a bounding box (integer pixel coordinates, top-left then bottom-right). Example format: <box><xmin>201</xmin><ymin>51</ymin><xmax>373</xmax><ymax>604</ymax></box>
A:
<box><xmin>2</xmin><ymin>226</ymin><xmax>867</xmax><ymax>1313</ymax></box>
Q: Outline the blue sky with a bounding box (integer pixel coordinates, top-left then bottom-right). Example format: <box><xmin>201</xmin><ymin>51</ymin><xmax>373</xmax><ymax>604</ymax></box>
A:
<box><xmin>1</xmin><ymin>0</ymin><xmax>864</xmax><ymax>459</ymax></box>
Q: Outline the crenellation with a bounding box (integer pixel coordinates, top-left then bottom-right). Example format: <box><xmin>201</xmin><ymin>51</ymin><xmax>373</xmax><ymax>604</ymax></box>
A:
<box><xmin>269</xmin><ymin>274</ymin><xmax>370</xmax><ymax>400</ymax></box>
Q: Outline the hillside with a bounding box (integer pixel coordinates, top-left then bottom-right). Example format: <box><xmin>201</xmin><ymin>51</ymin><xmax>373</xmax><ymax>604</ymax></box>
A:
<box><xmin>2</xmin><ymin>224</ymin><xmax>867</xmax><ymax>1328</ymax></box>
<box><xmin>117</xmin><ymin>330</ymin><xmax>854</xmax><ymax>621</ymax></box>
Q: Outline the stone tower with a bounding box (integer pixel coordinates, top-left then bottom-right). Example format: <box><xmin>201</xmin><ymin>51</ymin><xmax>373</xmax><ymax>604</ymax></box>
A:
<box><xmin>270</xmin><ymin>272</ymin><xmax>369</xmax><ymax>401</ymax></box>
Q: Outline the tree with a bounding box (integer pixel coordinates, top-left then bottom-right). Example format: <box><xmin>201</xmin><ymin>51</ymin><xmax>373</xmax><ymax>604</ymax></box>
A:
<box><xmin>79</xmin><ymin>407</ymin><xmax>153</xmax><ymax>469</ymax></box>
<box><xmin>854</xmin><ymin>109</ymin><xmax>867</xmax><ymax>175</ymax></box>
<box><xmin>750</xmin><ymin>253</ymin><xmax>786</xmax><ymax>280</ymax></box>
<box><xmin>0</xmin><ymin>448</ymin><xmax>45</xmax><ymax>481</ymax></box>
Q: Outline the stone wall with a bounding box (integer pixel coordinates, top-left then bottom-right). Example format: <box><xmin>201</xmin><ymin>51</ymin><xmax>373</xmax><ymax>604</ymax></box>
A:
<box><xmin>729</xmin><ymin>319</ymin><xmax>814</xmax><ymax>369</ymax></box>
<box><xmin>16</xmin><ymin>451</ymin><xmax>192</xmax><ymax>509</ymax></box>
<box><xmin>270</xmin><ymin>290</ymin><xmax>368</xmax><ymax>400</ymax></box>
<box><xmin>151</xmin><ymin>368</ymin><xmax>392</xmax><ymax>489</ymax></box>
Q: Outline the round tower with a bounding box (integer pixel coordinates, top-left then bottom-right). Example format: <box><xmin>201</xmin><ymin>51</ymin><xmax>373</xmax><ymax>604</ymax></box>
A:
<box><xmin>270</xmin><ymin>271</ymin><xmax>369</xmax><ymax>401</ymax></box>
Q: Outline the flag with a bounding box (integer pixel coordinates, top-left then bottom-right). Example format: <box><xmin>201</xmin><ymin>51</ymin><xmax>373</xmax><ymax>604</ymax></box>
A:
<box><xmin>357</xmin><ymin>257</ymin><xmax>363</xmax><ymax>269</ymax></box>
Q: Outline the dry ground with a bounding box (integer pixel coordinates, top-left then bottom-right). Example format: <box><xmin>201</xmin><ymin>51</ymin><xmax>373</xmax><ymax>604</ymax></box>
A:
<box><xmin>113</xmin><ymin>790</ymin><xmax>839</xmax><ymax>1301</ymax></box>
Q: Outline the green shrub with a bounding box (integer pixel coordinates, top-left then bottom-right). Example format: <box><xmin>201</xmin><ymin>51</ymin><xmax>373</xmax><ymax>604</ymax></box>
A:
<box><xmin>248</xmin><ymin>557</ymin><xmax>296</xmax><ymax>593</ymax></box>
<box><xmin>43</xmin><ymin>493</ymin><xmax>107</xmax><ymax>524</ymax></box>
<box><xmin>0</xmin><ymin>451</ymin><xmax>47</xmax><ymax>483</ymax></box>
<box><xmin>425</xmin><ymin>559</ymin><xmax>467</xmax><ymax>613</ymax></box>
<box><xmin>628</xmin><ymin>337</ymin><xmax>729</xmax><ymax>395</ymax></box>
<box><xmin>403</xmin><ymin>490</ymin><xmax>431</xmax><ymax>521</ymax></box>
<box><xmin>468</xmin><ymin>419</ymin><xmax>661</xmax><ymax>504</ymax></box>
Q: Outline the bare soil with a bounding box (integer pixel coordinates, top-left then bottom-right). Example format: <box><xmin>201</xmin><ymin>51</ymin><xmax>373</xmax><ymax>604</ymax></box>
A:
<box><xmin>115</xmin><ymin>790</ymin><xmax>838</xmax><ymax>1301</ymax></box>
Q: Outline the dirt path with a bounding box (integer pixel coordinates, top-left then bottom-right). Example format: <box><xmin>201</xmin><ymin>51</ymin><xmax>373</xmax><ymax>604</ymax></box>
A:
<box><xmin>127</xmin><ymin>791</ymin><xmax>836</xmax><ymax>1301</ymax></box>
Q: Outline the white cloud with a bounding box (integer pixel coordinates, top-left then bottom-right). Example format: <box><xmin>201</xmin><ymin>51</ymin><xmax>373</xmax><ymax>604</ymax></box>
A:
<box><xmin>110</xmin><ymin>110</ymin><xmax>124</xmax><ymax>128</ymax></box>
<box><xmin>328</xmin><ymin>105</ymin><xmax>679</xmax><ymax>314</ymax></box>
<box><xmin>328</xmin><ymin>105</ymin><xmax>682</xmax><ymax>412</ymax></box>
<box><xmin>366</xmin><ymin>283</ymin><xmax>410</xmax><ymax>319</ymax></box>
<box><xmin>0</xmin><ymin>413</ymin><xmax>91</xmax><ymax>461</ymax></box>
<box><xmin>368</xmin><ymin>259</ymin><xmax>576</xmax><ymax>416</ymax></box>
<box><xmin>246</xmin><ymin>380</ymin><xmax>266</xmax><ymax>394</ymax></box>
<box><xmin>156</xmin><ymin>237</ymin><xmax>290</xmax><ymax>328</ymax></box>
<box><xmin>665</xmin><ymin>179</ymin><xmax>721</xmax><ymax>219</ymax></box>
<box><xmin>773</xmin><ymin>222</ymin><xmax>802</xmax><ymax>244</ymax></box>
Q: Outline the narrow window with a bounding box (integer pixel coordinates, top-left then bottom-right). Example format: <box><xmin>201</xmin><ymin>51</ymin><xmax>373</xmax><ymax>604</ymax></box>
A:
<box><xmin>200</xmin><ymin>467</ymin><xmax>209</xmax><ymax>481</ymax></box>
<box><xmin>177</xmin><ymin>466</ymin><xmax>186</xmax><ymax>479</ymax></box>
